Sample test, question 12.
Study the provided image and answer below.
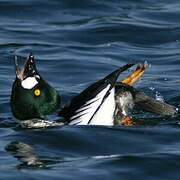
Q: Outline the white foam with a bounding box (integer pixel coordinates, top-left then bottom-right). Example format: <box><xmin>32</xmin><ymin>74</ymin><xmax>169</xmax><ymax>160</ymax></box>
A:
<box><xmin>21</xmin><ymin>77</ymin><xmax>38</xmax><ymax>89</ymax></box>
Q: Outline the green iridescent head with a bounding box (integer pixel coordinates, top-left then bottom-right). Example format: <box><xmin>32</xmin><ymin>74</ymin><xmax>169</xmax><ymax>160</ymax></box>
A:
<box><xmin>11</xmin><ymin>53</ymin><xmax>61</xmax><ymax>120</ymax></box>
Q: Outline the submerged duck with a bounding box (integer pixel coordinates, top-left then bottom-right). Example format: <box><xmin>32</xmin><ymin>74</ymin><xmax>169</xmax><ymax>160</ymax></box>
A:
<box><xmin>11</xmin><ymin>53</ymin><xmax>177</xmax><ymax>127</ymax></box>
<box><xmin>59</xmin><ymin>65</ymin><xmax>177</xmax><ymax>126</ymax></box>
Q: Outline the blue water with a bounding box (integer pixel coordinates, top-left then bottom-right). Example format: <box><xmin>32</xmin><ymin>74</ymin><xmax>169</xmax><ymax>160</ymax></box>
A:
<box><xmin>1</xmin><ymin>0</ymin><xmax>180</xmax><ymax>179</ymax></box>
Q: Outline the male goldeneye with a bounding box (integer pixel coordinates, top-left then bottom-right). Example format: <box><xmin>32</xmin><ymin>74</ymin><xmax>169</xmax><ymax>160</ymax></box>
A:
<box><xmin>11</xmin><ymin>53</ymin><xmax>61</xmax><ymax>121</ymax></box>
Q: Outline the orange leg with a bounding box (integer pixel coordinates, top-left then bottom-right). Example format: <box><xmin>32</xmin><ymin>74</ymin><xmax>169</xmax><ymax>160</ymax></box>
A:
<box><xmin>115</xmin><ymin>63</ymin><xmax>148</xmax><ymax>126</ymax></box>
<box><xmin>121</xmin><ymin>116</ymin><xmax>135</xmax><ymax>126</ymax></box>
<box><xmin>121</xmin><ymin>63</ymin><xmax>148</xmax><ymax>86</ymax></box>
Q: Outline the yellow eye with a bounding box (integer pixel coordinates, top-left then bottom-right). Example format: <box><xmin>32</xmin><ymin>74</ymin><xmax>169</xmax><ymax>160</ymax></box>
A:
<box><xmin>34</xmin><ymin>89</ymin><xmax>41</xmax><ymax>96</ymax></box>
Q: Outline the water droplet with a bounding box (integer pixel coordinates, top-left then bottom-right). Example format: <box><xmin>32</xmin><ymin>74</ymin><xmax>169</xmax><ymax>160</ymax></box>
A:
<box><xmin>155</xmin><ymin>91</ymin><xmax>164</xmax><ymax>102</ymax></box>
<box><xmin>149</xmin><ymin>87</ymin><xmax>155</xmax><ymax>91</ymax></box>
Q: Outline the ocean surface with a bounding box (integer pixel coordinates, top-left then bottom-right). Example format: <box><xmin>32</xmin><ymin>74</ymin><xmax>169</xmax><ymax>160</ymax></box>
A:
<box><xmin>0</xmin><ymin>0</ymin><xmax>180</xmax><ymax>179</ymax></box>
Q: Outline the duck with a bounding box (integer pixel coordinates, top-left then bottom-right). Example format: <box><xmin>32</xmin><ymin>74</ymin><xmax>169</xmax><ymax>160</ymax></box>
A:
<box><xmin>10</xmin><ymin>53</ymin><xmax>177</xmax><ymax>127</ymax></box>
<box><xmin>11</xmin><ymin>53</ymin><xmax>61</xmax><ymax>121</ymax></box>
<box><xmin>59</xmin><ymin>63</ymin><xmax>177</xmax><ymax>126</ymax></box>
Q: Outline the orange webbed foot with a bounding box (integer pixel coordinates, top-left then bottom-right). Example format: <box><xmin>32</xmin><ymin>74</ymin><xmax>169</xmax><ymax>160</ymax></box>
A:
<box><xmin>121</xmin><ymin>63</ymin><xmax>148</xmax><ymax>86</ymax></box>
<box><xmin>121</xmin><ymin>116</ymin><xmax>135</xmax><ymax>126</ymax></box>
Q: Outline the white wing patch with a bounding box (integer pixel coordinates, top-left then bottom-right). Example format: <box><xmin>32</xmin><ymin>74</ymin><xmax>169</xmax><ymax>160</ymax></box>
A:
<box><xmin>21</xmin><ymin>77</ymin><xmax>38</xmax><ymax>89</ymax></box>
<box><xmin>69</xmin><ymin>85</ymin><xmax>115</xmax><ymax>126</ymax></box>
<box><xmin>90</xmin><ymin>88</ymin><xmax>115</xmax><ymax>125</ymax></box>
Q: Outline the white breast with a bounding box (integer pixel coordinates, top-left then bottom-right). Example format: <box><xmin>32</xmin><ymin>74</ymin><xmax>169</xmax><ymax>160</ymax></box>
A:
<box><xmin>116</xmin><ymin>91</ymin><xmax>134</xmax><ymax>116</ymax></box>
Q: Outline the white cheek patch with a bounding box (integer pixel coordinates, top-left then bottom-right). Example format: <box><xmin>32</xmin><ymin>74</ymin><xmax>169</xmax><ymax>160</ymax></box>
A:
<box><xmin>21</xmin><ymin>77</ymin><xmax>38</xmax><ymax>89</ymax></box>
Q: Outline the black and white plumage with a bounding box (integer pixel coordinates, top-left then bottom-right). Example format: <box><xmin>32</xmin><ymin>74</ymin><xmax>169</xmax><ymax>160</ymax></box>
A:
<box><xmin>59</xmin><ymin>64</ymin><xmax>134</xmax><ymax>125</ymax></box>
